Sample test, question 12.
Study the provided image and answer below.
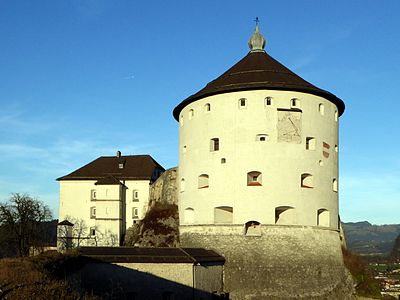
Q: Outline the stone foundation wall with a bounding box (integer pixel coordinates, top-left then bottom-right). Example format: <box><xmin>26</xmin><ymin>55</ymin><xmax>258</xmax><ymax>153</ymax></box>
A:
<box><xmin>180</xmin><ymin>225</ymin><xmax>354</xmax><ymax>300</ymax></box>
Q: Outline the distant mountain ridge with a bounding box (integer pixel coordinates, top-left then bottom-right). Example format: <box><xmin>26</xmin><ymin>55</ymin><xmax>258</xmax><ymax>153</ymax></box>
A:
<box><xmin>343</xmin><ymin>221</ymin><xmax>400</xmax><ymax>257</ymax></box>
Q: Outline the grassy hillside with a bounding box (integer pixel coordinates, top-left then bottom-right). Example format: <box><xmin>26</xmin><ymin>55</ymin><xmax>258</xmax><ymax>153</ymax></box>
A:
<box><xmin>0</xmin><ymin>251</ymin><xmax>97</xmax><ymax>299</ymax></box>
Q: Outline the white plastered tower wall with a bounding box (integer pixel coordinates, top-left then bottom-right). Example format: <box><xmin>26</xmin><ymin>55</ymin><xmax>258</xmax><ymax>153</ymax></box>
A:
<box><xmin>178</xmin><ymin>90</ymin><xmax>339</xmax><ymax>228</ymax></box>
<box><xmin>175</xmin><ymin>25</ymin><xmax>353</xmax><ymax>300</ymax></box>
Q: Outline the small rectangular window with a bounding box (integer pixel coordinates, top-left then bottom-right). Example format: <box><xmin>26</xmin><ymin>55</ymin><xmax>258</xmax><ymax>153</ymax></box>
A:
<box><xmin>306</xmin><ymin>137</ymin><xmax>316</xmax><ymax>150</ymax></box>
<box><xmin>238</xmin><ymin>98</ymin><xmax>247</xmax><ymax>108</ymax></box>
<box><xmin>210</xmin><ymin>138</ymin><xmax>219</xmax><ymax>151</ymax></box>
<box><xmin>265</xmin><ymin>97</ymin><xmax>272</xmax><ymax>106</ymax></box>
<box><xmin>91</xmin><ymin>189</ymin><xmax>96</xmax><ymax>200</ymax></box>
<box><xmin>90</xmin><ymin>206</ymin><xmax>96</xmax><ymax>219</ymax></box>
<box><xmin>291</xmin><ymin>98</ymin><xmax>300</xmax><ymax>108</ymax></box>
<box><xmin>133</xmin><ymin>190</ymin><xmax>139</xmax><ymax>201</ymax></box>
<box><xmin>90</xmin><ymin>227</ymin><xmax>96</xmax><ymax>236</ymax></box>
<box><xmin>132</xmin><ymin>207</ymin><xmax>139</xmax><ymax>219</ymax></box>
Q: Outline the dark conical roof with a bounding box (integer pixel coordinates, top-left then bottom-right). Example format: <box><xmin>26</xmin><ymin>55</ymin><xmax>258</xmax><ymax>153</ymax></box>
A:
<box><xmin>173</xmin><ymin>48</ymin><xmax>345</xmax><ymax>121</ymax></box>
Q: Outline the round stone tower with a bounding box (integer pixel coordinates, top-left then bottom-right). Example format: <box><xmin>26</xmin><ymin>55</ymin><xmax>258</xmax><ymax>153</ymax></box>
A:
<box><xmin>173</xmin><ymin>25</ymin><xmax>352</xmax><ymax>300</ymax></box>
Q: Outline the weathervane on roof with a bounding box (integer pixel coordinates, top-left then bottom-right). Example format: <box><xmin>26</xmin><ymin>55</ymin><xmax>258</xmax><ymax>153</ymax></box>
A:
<box><xmin>248</xmin><ymin>17</ymin><xmax>266</xmax><ymax>52</ymax></box>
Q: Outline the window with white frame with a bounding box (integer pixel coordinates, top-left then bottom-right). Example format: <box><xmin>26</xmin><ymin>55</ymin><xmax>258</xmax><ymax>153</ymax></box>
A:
<box><xmin>133</xmin><ymin>190</ymin><xmax>139</xmax><ymax>201</ymax></box>
<box><xmin>210</xmin><ymin>138</ymin><xmax>220</xmax><ymax>151</ymax></box>
<box><xmin>132</xmin><ymin>207</ymin><xmax>139</xmax><ymax>219</ymax></box>
<box><xmin>90</xmin><ymin>227</ymin><xmax>96</xmax><ymax>236</ymax></box>
<box><xmin>90</xmin><ymin>206</ymin><xmax>96</xmax><ymax>219</ymax></box>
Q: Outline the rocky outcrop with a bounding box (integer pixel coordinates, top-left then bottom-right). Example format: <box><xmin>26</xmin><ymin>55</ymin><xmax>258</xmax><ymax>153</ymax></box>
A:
<box><xmin>124</xmin><ymin>167</ymin><xmax>179</xmax><ymax>247</ymax></box>
<box><xmin>149</xmin><ymin>167</ymin><xmax>178</xmax><ymax>206</ymax></box>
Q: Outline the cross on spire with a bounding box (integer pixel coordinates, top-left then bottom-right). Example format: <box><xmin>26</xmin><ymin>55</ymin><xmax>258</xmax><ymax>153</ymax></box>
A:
<box><xmin>254</xmin><ymin>17</ymin><xmax>260</xmax><ymax>26</ymax></box>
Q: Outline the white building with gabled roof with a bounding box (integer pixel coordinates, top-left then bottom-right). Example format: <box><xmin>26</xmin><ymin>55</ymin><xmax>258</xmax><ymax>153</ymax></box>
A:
<box><xmin>57</xmin><ymin>152</ymin><xmax>164</xmax><ymax>247</ymax></box>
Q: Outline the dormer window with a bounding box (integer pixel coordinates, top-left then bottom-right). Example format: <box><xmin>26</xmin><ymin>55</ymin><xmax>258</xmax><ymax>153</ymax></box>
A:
<box><xmin>119</xmin><ymin>163</ymin><xmax>124</xmax><ymax>169</ymax></box>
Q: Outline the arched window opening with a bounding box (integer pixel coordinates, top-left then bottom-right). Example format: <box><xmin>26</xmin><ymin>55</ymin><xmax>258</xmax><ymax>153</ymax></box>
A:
<box><xmin>291</xmin><ymin>98</ymin><xmax>300</xmax><ymax>108</ymax></box>
<box><xmin>334</xmin><ymin>110</ymin><xmax>338</xmax><ymax>122</ymax></box>
<box><xmin>214</xmin><ymin>206</ymin><xmax>233</xmax><ymax>224</ymax></box>
<box><xmin>306</xmin><ymin>137</ymin><xmax>316</xmax><ymax>150</ymax></box>
<box><xmin>275</xmin><ymin>206</ymin><xmax>295</xmax><ymax>225</ymax></box>
<box><xmin>332</xmin><ymin>178</ymin><xmax>338</xmax><ymax>192</ymax></box>
<box><xmin>180</xmin><ymin>115</ymin><xmax>184</xmax><ymax>127</ymax></box>
<box><xmin>317</xmin><ymin>209</ymin><xmax>330</xmax><ymax>227</ymax></box>
<box><xmin>221</xmin><ymin>158</ymin><xmax>226</xmax><ymax>164</ymax></box>
<box><xmin>335</xmin><ymin>145</ymin><xmax>338</xmax><ymax>152</ymax></box>
<box><xmin>204</xmin><ymin>103</ymin><xmax>211</xmax><ymax>112</ymax></box>
<box><xmin>245</xmin><ymin>221</ymin><xmax>261</xmax><ymax>236</ymax></box>
<box><xmin>238</xmin><ymin>98</ymin><xmax>247</xmax><ymax>108</ymax></box>
<box><xmin>90</xmin><ymin>189</ymin><xmax>96</xmax><ymax>200</ymax></box>
<box><xmin>198</xmin><ymin>174</ymin><xmax>209</xmax><ymax>189</ymax></box>
<box><xmin>319</xmin><ymin>103</ymin><xmax>325</xmax><ymax>115</ymax></box>
<box><xmin>189</xmin><ymin>109</ymin><xmax>194</xmax><ymax>120</ymax></box>
<box><xmin>301</xmin><ymin>173</ymin><xmax>313</xmax><ymax>188</ymax></box>
<box><xmin>247</xmin><ymin>171</ymin><xmax>262</xmax><ymax>186</ymax></box>
<box><xmin>180</xmin><ymin>178</ymin><xmax>185</xmax><ymax>192</ymax></box>
<box><xmin>265</xmin><ymin>97</ymin><xmax>272</xmax><ymax>106</ymax></box>
<box><xmin>210</xmin><ymin>138</ymin><xmax>220</xmax><ymax>151</ymax></box>
<box><xmin>184</xmin><ymin>208</ymin><xmax>194</xmax><ymax>224</ymax></box>
<box><xmin>182</xmin><ymin>145</ymin><xmax>187</xmax><ymax>153</ymax></box>
<box><xmin>256</xmin><ymin>134</ymin><xmax>269</xmax><ymax>142</ymax></box>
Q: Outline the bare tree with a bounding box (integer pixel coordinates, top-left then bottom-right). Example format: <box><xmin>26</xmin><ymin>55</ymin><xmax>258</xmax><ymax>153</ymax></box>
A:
<box><xmin>0</xmin><ymin>193</ymin><xmax>52</xmax><ymax>256</ymax></box>
<box><xmin>57</xmin><ymin>216</ymin><xmax>90</xmax><ymax>250</ymax></box>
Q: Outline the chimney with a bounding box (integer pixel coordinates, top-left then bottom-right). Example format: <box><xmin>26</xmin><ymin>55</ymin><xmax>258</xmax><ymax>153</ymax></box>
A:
<box><xmin>116</xmin><ymin>151</ymin><xmax>121</xmax><ymax>158</ymax></box>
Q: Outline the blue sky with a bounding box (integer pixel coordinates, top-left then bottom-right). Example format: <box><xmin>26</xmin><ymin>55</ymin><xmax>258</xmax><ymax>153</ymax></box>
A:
<box><xmin>0</xmin><ymin>1</ymin><xmax>399</xmax><ymax>224</ymax></box>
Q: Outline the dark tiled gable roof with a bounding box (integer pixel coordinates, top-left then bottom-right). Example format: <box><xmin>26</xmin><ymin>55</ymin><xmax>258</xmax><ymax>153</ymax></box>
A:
<box><xmin>77</xmin><ymin>247</ymin><xmax>225</xmax><ymax>264</ymax></box>
<box><xmin>173</xmin><ymin>51</ymin><xmax>345</xmax><ymax>120</ymax></box>
<box><xmin>57</xmin><ymin>155</ymin><xmax>164</xmax><ymax>181</ymax></box>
